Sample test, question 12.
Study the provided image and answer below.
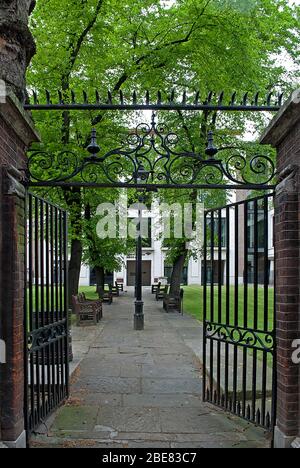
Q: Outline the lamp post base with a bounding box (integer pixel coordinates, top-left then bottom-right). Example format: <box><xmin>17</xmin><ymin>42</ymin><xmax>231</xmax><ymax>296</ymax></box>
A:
<box><xmin>134</xmin><ymin>300</ymin><xmax>144</xmax><ymax>330</ymax></box>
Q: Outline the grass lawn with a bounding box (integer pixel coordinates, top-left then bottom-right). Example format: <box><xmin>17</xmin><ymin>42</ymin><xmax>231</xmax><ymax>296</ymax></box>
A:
<box><xmin>80</xmin><ymin>284</ymin><xmax>274</xmax><ymax>331</ymax></box>
<box><xmin>183</xmin><ymin>285</ymin><xmax>274</xmax><ymax>331</ymax></box>
<box><xmin>79</xmin><ymin>286</ymin><xmax>99</xmax><ymax>300</ymax></box>
<box><xmin>27</xmin><ymin>284</ymin><xmax>274</xmax><ymax>333</ymax></box>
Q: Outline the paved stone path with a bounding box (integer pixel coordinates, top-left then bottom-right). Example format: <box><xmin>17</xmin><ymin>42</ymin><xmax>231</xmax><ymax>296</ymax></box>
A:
<box><xmin>31</xmin><ymin>290</ymin><xmax>270</xmax><ymax>448</ymax></box>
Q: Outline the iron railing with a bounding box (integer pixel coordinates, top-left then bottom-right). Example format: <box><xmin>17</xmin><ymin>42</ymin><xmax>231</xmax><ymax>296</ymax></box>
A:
<box><xmin>24</xmin><ymin>89</ymin><xmax>283</xmax><ymax>112</ymax></box>
<box><xmin>203</xmin><ymin>193</ymin><xmax>276</xmax><ymax>431</ymax></box>
<box><xmin>25</xmin><ymin>193</ymin><xmax>69</xmax><ymax>435</ymax></box>
<box><xmin>26</xmin><ymin>117</ymin><xmax>277</xmax><ymax>191</ymax></box>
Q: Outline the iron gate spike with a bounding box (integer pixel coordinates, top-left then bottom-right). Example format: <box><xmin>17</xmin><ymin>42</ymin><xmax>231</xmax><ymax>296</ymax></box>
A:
<box><xmin>218</xmin><ymin>91</ymin><xmax>224</xmax><ymax>106</ymax></box>
<box><xmin>132</xmin><ymin>91</ymin><xmax>137</xmax><ymax>105</ymax></box>
<box><xmin>33</xmin><ymin>91</ymin><xmax>38</xmax><ymax>105</ymax></box>
<box><xmin>194</xmin><ymin>90</ymin><xmax>200</xmax><ymax>105</ymax></box>
<box><xmin>58</xmin><ymin>90</ymin><xmax>63</xmax><ymax>104</ymax></box>
<box><xmin>83</xmin><ymin>90</ymin><xmax>88</xmax><ymax>104</ymax></box>
<box><xmin>253</xmin><ymin>92</ymin><xmax>259</xmax><ymax>106</ymax></box>
<box><xmin>146</xmin><ymin>90</ymin><xmax>150</xmax><ymax>105</ymax></box>
<box><xmin>277</xmin><ymin>93</ymin><xmax>284</xmax><ymax>106</ymax></box>
<box><xmin>230</xmin><ymin>91</ymin><xmax>237</xmax><ymax>105</ymax></box>
<box><xmin>266</xmin><ymin>92</ymin><xmax>272</xmax><ymax>106</ymax></box>
<box><xmin>242</xmin><ymin>92</ymin><xmax>248</xmax><ymax>106</ymax></box>
<box><xmin>206</xmin><ymin>91</ymin><xmax>213</xmax><ymax>103</ymax></box>
<box><xmin>25</xmin><ymin>87</ymin><xmax>283</xmax><ymax>111</ymax></box>
<box><xmin>45</xmin><ymin>90</ymin><xmax>51</xmax><ymax>105</ymax></box>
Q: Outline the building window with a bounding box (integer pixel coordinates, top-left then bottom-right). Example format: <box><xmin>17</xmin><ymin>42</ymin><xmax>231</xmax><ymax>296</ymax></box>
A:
<box><xmin>90</xmin><ymin>269</ymin><xmax>113</xmax><ymax>286</ymax></box>
<box><xmin>248</xmin><ymin>210</ymin><xmax>265</xmax><ymax>250</ymax></box>
<box><xmin>201</xmin><ymin>261</ymin><xmax>225</xmax><ymax>285</ymax></box>
<box><xmin>164</xmin><ymin>265</ymin><xmax>188</xmax><ymax>285</ymax></box>
<box><xmin>207</xmin><ymin>218</ymin><xmax>226</xmax><ymax>248</ymax></box>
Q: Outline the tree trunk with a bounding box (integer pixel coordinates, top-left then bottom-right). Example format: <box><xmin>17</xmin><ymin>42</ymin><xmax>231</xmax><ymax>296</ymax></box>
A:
<box><xmin>68</xmin><ymin>238</ymin><xmax>83</xmax><ymax>303</ymax></box>
<box><xmin>63</xmin><ymin>188</ymin><xmax>83</xmax><ymax>304</ymax></box>
<box><xmin>0</xmin><ymin>0</ymin><xmax>36</xmax><ymax>101</ymax></box>
<box><xmin>169</xmin><ymin>188</ymin><xmax>199</xmax><ymax>297</ymax></box>
<box><xmin>170</xmin><ymin>249</ymin><xmax>188</xmax><ymax>297</ymax></box>
<box><xmin>95</xmin><ymin>266</ymin><xmax>105</xmax><ymax>294</ymax></box>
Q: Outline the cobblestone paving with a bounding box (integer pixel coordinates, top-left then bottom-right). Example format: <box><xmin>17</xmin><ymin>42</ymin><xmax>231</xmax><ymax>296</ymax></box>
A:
<box><xmin>31</xmin><ymin>290</ymin><xmax>271</xmax><ymax>449</ymax></box>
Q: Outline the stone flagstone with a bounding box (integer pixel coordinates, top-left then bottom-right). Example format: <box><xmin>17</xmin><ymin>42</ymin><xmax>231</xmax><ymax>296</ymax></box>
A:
<box><xmin>30</xmin><ymin>288</ymin><xmax>270</xmax><ymax>449</ymax></box>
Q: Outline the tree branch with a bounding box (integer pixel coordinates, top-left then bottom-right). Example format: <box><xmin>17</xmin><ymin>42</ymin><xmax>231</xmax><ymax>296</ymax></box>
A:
<box><xmin>61</xmin><ymin>0</ymin><xmax>104</xmax><ymax>144</ymax></box>
<box><xmin>176</xmin><ymin>110</ymin><xmax>196</xmax><ymax>153</ymax></box>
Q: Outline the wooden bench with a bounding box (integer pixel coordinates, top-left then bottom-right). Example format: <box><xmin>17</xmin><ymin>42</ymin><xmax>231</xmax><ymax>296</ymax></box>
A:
<box><xmin>156</xmin><ymin>284</ymin><xmax>169</xmax><ymax>301</ymax></box>
<box><xmin>111</xmin><ymin>282</ymin><xmax>120</xmax><ymax>297</ymax></box>
<box><xmin>163</xmin><ymin>289</ymin><xmax>184</xmax><ymax>314</ymax></box>
<box><xmin>97</xmin><ymin>285</ymin><xmax>113</xmax><ymax>304</ymax></box>
<box><xmin>151</xmin><ymin>282</ymin><xmax>160</xmax><ymax>294</ymax></box>
<box><xmin>72</xmin><ymin>295</ymin><xmax>100</xmax><ymax>326</ymax></box>
<box><xmin>116</xmin><ymin>280</ymin><xmax>124</xmax><ymax>292</ymax></box>
<box><xmin>79</xmin><ymin>292</ymin><xmax>103</xmax><ymax>321</ymax></box>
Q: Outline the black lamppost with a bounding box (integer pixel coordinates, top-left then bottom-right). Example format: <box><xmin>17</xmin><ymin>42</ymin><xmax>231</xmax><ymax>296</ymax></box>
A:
<box><xmin>134</xmin><ymin>164</ymin><xmax>150</xmax><ymax>331</ymax></box>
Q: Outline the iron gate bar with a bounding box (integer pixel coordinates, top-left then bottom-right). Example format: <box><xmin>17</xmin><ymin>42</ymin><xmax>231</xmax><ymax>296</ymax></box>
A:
<box><xmin>202</xmin><ymin>212</ymin><xmax>208</xmax><ymax>401</ymax></box>
<box><xmin>225</xmin><ymin>206</ymin><xmax>230</xmax><ymax>410</ymax></box>
<box><xmin>217</xmin><ymin>209</ymin><xmax>222</xmax><ymax>405</ymax></box>
<box><xmin>24</xmin><ymin>103</ymin><xmax>282</xmax><ymax>112</ymax></box>
<box><xmin>243</xmin><ymin>201</ymin><xmax>248</xmax><ymax>418</ymax></box>
<box><xmin>24</xmin><ymin>194</ymin><xmax>29</xmax><ymax>442</ymax></box>
<box><xmin>203</xmin><ymin>193</ymin><xmax>276</xmax><ymax>431</ymax></box>
<box><xmin>28</xmin><ymin>182</ymin><xmax>277</xmax><ymax>190</ymax></box>
<box><xmin>24</xmin><ymin>89</ymin><xmax>283</xmax><ymax>112</ymax></box>
<box><xmin>262</xmin><ymin>197</ymin><xmax>269</xmax><ymax>426</ymax></box>
<box><xmin>252</xmin><ymin>199</ymin><xmax>258</xmax><ymax>422</ymax></box>
<box><xmin>233</xmin><ymin>204</ymin><xmax>238</xmax><ymax>412</ymax></box>
<box><xmin>210</xmin><ymin>212</ymin><xmax>214</xmax><ymax>401</ymax></box>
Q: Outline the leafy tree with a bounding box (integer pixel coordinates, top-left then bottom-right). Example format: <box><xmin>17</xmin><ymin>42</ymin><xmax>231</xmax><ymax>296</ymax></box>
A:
<box><xmin>27</xmin><ymin>0</ymin><xmax>300</xmax><ymax>297</ymax></box>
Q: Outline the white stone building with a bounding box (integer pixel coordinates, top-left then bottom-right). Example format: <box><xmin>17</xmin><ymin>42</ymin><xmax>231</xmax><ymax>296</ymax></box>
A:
<box><xmin>79</xmin><ymin>192</ymin><xmax>275</xmax><ymax>288</ymax></box>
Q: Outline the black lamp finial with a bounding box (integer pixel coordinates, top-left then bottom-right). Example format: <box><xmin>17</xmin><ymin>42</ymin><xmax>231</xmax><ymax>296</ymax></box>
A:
<box><xmin>205</xmin><ymin>130</ymin><xmax>218</xmax><ymax>158</ymax></box>
<box><xmin>87</xmin><ymin>128</ymin><xmax>100</xmax><ymax>156</ymax></box>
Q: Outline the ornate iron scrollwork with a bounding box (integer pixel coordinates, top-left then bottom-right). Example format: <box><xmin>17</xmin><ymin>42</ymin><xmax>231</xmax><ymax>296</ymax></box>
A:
<box><xmin>27</xmin><ymin>114</ymin><xmax>276</xmax><ymax>189</ymax></box>
<box><xmin>28</xmin><ymin>320</ymin><xmax>67</xmax><ymax>353</ymax></box>
<box><xmin>204</xmin><ymin>321</ymin><xmax>274</xmax><ymax>352</ymax></box>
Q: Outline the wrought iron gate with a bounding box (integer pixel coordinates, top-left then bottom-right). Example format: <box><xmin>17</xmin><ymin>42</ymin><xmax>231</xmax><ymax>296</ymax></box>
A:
<box><xmin>203</xmin><ymin>194</ymin><xmax>276</xmax><ymax>430</ymax></box>
<box><xmin>25</xmin><ymin>193</ymin><xmax>69</xmax><ymax>434</ymax></box>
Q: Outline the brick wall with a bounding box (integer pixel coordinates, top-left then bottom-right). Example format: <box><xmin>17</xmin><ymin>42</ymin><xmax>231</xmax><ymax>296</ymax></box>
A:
<box><xmin>0</xmin><ymin>91</ymin><xmax>39</xmax><ymax>447</ymax></box>
<box><xmin>0</xmin><ymin>186</ymin><xmax>26</xmax><ymax>441</ymax></box>
<box><xmin>261</xmin><ymin>96</ymin><xmax>300</xmax><ymax>448</ymax></box>
<box><xmin>275</xmin><ymin>129</ymin><xmax>300</xmax><ymax>439</ymax></box>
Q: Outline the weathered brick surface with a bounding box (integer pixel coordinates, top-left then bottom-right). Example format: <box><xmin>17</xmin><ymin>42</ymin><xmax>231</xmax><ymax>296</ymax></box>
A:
<box><xmin>274</xmin><ymin>122</ymin><xmax>300</xmax><ymax>439</ymax></box>
<box><xmin>0</xmin><ymin>93</ymin><xmax>39</xmax><ymax>445</ymax></box>
<box><xmin>0</xmin><ymin>116</ymin><xmax>27</xmax><ymax>442</ymax></box>
<box><xmin>261</xmin><ymin>97</ymin><xmax>300</xmax><ymax>445</ymax></box>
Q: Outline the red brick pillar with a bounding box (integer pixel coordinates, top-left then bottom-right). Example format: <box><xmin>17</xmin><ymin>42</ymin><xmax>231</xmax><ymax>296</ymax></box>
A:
<box><xmin>0</xmin><ymin>88</ymin><xmax>39</xmax><ymax>447</ymax></box>
<box><xmin>261</xmin><ymin>93</ymin><xmax>300</xmax><ymax>448</ymax></box>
